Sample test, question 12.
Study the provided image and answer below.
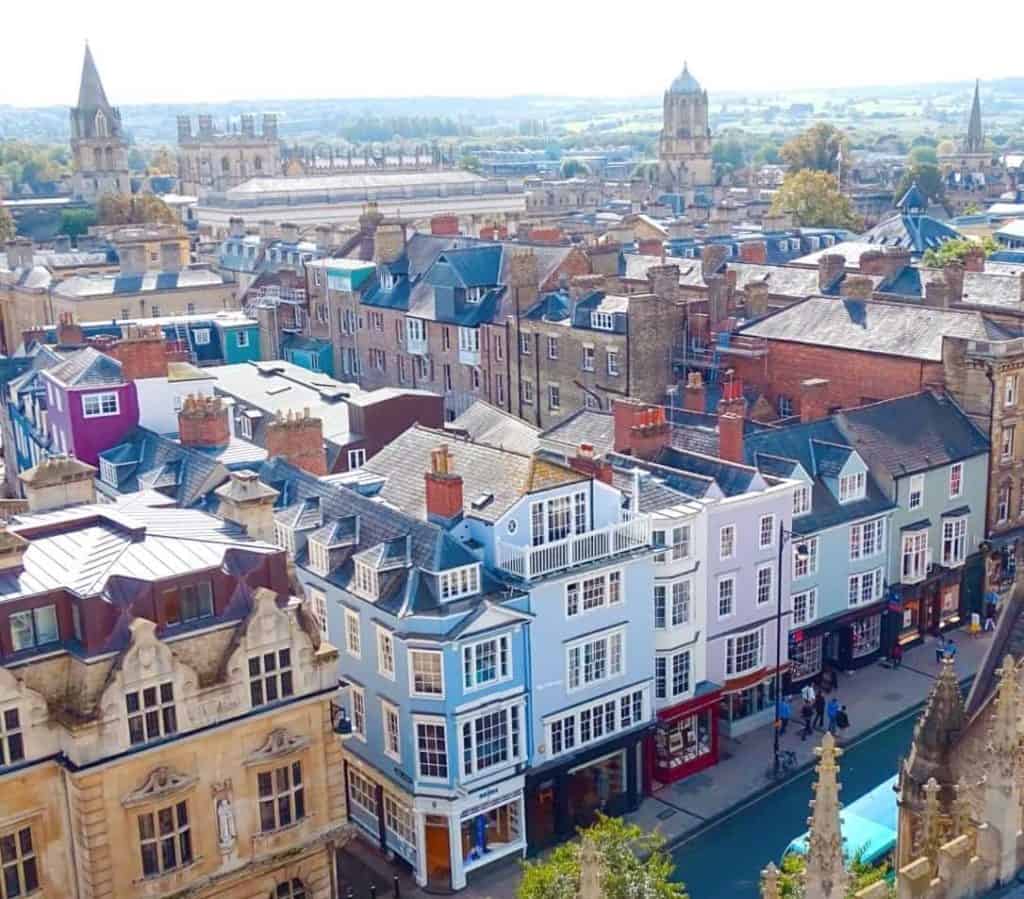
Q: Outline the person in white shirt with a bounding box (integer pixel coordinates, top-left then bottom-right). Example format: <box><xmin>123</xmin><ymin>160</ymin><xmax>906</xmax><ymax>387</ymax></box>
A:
<box><xmin>801</xmin><ymin>683</ymin><xmax>815</xmax><ymax>704</ymax></box>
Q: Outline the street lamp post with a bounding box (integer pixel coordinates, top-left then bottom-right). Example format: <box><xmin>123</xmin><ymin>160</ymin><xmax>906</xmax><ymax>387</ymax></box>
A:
<box><xmin>773</xmin><ymin>520</ymin><xmax>808</xmax><ymax>777</ymax></box>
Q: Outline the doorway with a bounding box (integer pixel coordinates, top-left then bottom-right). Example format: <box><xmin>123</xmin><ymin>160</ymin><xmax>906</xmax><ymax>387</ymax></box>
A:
<box><xmin>526</xmin><ymin>781</ymin><xmax>556</xmax><ymax>849</ymax></box>
<box><xmin>424</xmin><ymin>815</ymin><xmax>452</xmax><ymax>892</ymax></box>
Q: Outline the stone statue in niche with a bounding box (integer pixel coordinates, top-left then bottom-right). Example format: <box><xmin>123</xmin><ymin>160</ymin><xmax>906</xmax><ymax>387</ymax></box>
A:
<box><xmin>212</xmin><ymin>781</ymin><xmax>237</xmax><ymax>850</ymax></box>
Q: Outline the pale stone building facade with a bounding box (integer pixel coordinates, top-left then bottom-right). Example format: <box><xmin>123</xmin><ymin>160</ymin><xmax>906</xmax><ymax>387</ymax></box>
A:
<box><xmin>658</xmin><ymin>64</ymin><xmax>714</xmax><ymax>201</ymax></box>
<box><xmin>177</xmin><ymin>114</ymin><xmax>282</xmax><ymax>197</ymax></box>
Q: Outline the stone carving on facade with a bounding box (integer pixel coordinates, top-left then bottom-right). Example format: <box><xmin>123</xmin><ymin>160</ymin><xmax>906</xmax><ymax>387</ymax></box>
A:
<box><xmin>123</xmin><ymin>765</ymin><xmax>198</xmax><ymax>808</ymax></box>
<box><xmin>211</xmin><ymin>779</ymin><xmax>237</xmax><ymax>851</ymax></box>
<box><xmin>244</xmin><ymin>728</ymin><xmax>310</xmax><ymax>767</ymax></box>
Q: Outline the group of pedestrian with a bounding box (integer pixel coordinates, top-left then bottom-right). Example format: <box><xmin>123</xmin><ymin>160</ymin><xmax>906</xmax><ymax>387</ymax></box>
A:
<box><xmin>934</xmin><ymin>635</ymin><xmax>958</xmax><ymax>664</ymax></box>
<box><xmin>778</xmin><ymin>681</ymin><xmax>850</xmax><ymax>742</ymax></box>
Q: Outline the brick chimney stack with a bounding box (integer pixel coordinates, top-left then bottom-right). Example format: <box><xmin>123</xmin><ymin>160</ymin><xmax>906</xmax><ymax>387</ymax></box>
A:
<box><xmin>430</xmin><ymin>214</ymin><xmax>460</xmax><ymax>236</ymax></box>
<box><xmin>424</xmin><ymin>445</ymin><xmax>464</xmax><ymax>525</ymax></box>
<box><xmin>613</xmin><ymin>400</ymin><xmax>671</xmax><ymax>460</ymax></box>
<box><xmin>265</xmin><ymin>408</ymin><xmax>327</xmax><ymax>476</ymax></box>
<box><xmin>963</xmin><ymin>246</ymin><xmax>985</xmax><ymax>273</ymax></box>
<box><xmin>839</xmin><ymin>275</ymin><xmax>874</xmax><ymax>300</ymax></box>
<box><xmin>800</xmin><ymin>378</ymin><xmax>830</xmax><ymax>423</ymax></box>
<box><xmin>178</xmin><ymin>394</ymin><xmax>230</xmax><ymax>448</ymax></box>
<box><xmin>569</xmin><ymin>442</ymin><xmax>613</xmax><ymax>485</ymax></box>
<box><xmin>717</xmin><ymin>374</ymin><xmax>746</xmax><ymax>464</ymax></box>
<box><xmin>99</xmin><ymin>325</ymin><xmax>169</xmax><ymax>380</ymax></box>
<box><xmin>683</xmin><ymin>371</ymin><xmax>706</xmax><ymax>413</ymax></box>
<box><xmin>701</xmin><ymin>244</ymin><xmax>730</xmax><ymax>281</ymax></box>
<box><xmin>739</xmin><ymin>240</ymin><xmax>767</xmax><ymax>264</ymax></box>
<box><xmin>943</xmin><ymin>262</ymin><xmax>965</xmax><ymax>305</ymax></box>
<box><xmin>56</xmin><ymin>312</ymin><xmax>83</xmax><ymax>348</ymax></box>
<box><xmin>817</xmin><ymin>254</ymin><xmax>845</xmax><ymax>293</ymax></box>
<box><xmin>646</xmin><ymin>265</ymin><xmax>680</xmax><ymax>302</ymax></box>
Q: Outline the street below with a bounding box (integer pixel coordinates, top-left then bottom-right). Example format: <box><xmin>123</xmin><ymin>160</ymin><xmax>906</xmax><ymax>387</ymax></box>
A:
<box><xmin>670</xmin><ymin>710</ymin><xmax>918</xmax><ymax>899</ymax></box>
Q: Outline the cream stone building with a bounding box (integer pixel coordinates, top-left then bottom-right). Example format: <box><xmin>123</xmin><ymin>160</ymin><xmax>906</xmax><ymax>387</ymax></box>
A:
<box><xmin>0</xmin><ymin>461</ymin><xmax>351</xmax><ymax>899</ymax></box>
<box><xmin>177</xmin><ymin>115</ymin><xmax>282</xmax><ymax>197</ymax></box>
<box><xmin>658</xmin><ymin>63</ymin><xmax>714</xmax><ymax>202</ymax></box>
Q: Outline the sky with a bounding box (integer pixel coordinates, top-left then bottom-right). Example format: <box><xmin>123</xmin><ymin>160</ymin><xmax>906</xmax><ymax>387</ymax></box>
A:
<box><xmin>1</xmin><ymin>0</ymin><xmax>1017</xmax><ymax>107</ymax></box>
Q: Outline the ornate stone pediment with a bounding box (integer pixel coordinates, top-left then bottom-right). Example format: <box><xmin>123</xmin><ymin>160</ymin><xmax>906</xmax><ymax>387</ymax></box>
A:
<box><xmin>122</xmin><ymin>766</ymin><xmax>198</xmax><ymax>808</ymax></box>
<box><xmin>243</xmin><ymin>728</ymin><xmax>310</xmax><ymax>767</ymax></box>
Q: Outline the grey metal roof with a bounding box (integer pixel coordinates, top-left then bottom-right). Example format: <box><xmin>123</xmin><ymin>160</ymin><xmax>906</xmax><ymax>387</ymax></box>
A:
<box><xmin>540</xmin><ymin>409</ymin><xmax>616</xmax><ymax>457</ymax></box>
<box><xmin>227</xmin><ymin>170</ymin><xmax>489</xmax><ymax>196</ymax></box>
<box><xmin>53</xmin><ymin>268</ymin><xmax>224</xmax><ymax>299</ymax></box>
<box><xmin>836</xmin><ymin>391</ymin><xmax>990</xmax><ymax>477</ymax></box>
<box><xmin>450</xmin><ymin>401</ymin><xmax>540</xmax><ymax>455</ymax></box>
<box><xmin>45</xmin><ymin>347</ymin><xmax>124</xmax><ymax>388</ymax></box>
<box><xmin>740</xmin><ymin>296</ymin><xmax>998</xmax><ymax>362</ymax></box>
<box><xmin>0</xmin><ymin>500</ymin><xmax>277</xmax><ymax>603</ymax></box>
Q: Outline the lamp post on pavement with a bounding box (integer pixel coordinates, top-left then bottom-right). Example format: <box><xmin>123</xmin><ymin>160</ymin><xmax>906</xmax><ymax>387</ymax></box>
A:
<box><xmin>773</xmin><ymin>520</ymin><xmax>808</xmax><ymax>778</ymax></box>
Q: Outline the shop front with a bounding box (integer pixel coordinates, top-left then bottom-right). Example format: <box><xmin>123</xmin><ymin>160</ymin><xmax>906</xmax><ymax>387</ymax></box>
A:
<box><xmin>884</xmin><ymin>562</ymin><xmax>977</xmax><ymax>653</ymax></box>
<box><xmin>786</xmin><ymin>602</ymin><xmax>887</xmax><ymax>689</ymax></box>
<box><xmin>525</xmin><ymin>728</ymin><xmax>647</xmax><ymax>854</ymax></box>
<box><xmin>719</xmin><ymin>667</ymin><xmax>781</xmax><ymax>738</ymax></box>
<box><xmin>648</xmin><ymin>687</ymin><xmax>721</xmax><ymax>786</ymax></box>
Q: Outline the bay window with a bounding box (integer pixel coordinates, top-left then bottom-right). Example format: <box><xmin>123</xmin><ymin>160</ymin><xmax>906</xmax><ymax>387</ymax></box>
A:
<box><xmin>901</xmin><ymin>531</ymin><xmax>929</xmax><ymax>583</ymax></box>
<box><xmin>567</xmin><ymin>628</ymin><xmax>624</xmax><ymax>691</ymax></box>
<box><xmin>942</xmin><ymin>517</ymin><xmax>968</xmax><ymax>567</ymax></box>
<box><xmin>463</xmin><ymin>634</ymin><xmax>511</xmax><ymax>690</ymax></box>
<box><xmin>726</xmin><ymin>627</ymin><xmax>764</xmax><ymax>677</ymax></box>
<box><xmin>460</xmin><ymin>704</ymin><xmax>522</xmax><ymax>778</ymax></box>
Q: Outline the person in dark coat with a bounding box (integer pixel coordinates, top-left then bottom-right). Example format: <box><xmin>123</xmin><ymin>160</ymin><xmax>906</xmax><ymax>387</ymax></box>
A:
<box><xmin>813</xmin><ymin>690</ymin><xmax>826</xmax><ymax>729</ymax></box>
<box><xmin>800</xmin><ymin>701</ymin><xmax>814</xmax><ymax>740</ymax></box>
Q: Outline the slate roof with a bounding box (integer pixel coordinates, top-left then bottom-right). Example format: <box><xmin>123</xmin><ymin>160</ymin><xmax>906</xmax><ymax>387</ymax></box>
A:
<box><xmin>540</xmin><ymin>409</ymin><xmax>616</xmax><ymax>457</ymax></box>
<box><xmin>667</xmin><ymin>407</ymin><xmax>775</xmax><ymax>457</ymax></box>
<box><xmin>655</xmin><ymin>446</ymin><xmax>765</xmax><ymax>498</ymax></box>
<box><xmin>739</xmin><ymin>295</ymin><xmax>1001</xmax><ymax>361</ymax></box>
<box><xmin>362</xmin><ymin>425</ymin><xmax>587</xmax><ymax>523</ymax></box>
<box><xmin>54</xmin><ymin>268</ymin><xmax>225</xmax><ymax>298</ymax></box>
<box><xmin>729</xmin><ymin>262</ymin><xmax>821</xmax><ymax>299</ymax></box>
<box><xmin>45</xmin><ymin>347</ymin><xmax>124</xmax><ymax>388</ymax></box>
<box><xmin>449</xmin><ymin>401</ymin><xmax>540</xmax><ymax>455</ymax></box>
<box><xmin>744</xmin><ymin>419</ymin><xmax>894</xmax><ymax>533</ymax></box>
<box><xmin>0</xmin><ymin>500</ymin><xmax>277</xmax><ymax>603</ymax></box>
<box><xmin>607</xmin><ymin>452</ymin><xmax>723</xmax><ymax>504</ymax></box>
<box><xmin>76</xmin><ymin>44</ymin><xmax>112</xmax><ymax>112</ymax></box>
<box><xmin>861</xmin><ymin>210</ymin><xmax>961</xmax><ymax>254</ymax></box>
<box><xmin>836</xmin><ymin>391</ymin><xmax>990</xmax><ymax>477</ymax></box>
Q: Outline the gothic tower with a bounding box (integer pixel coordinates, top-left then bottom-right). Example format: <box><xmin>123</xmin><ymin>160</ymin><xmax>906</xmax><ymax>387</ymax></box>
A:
<box><xmin>965</xmin><ymin>80</ymin><xmax>984</xmax><ymax>155</ymax></box>
<box><xmin>69</xmin><ymin>44</ymin><xmax>131</xmax><ymax>202</ymax></box>
<box><xmin>658</xmin><ymin>63</ymin><xmax>713</xmax><ymax>199</ymax></box>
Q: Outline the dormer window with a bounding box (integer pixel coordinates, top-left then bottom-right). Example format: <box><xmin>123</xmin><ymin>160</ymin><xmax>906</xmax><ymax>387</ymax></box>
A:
<box><xmin>9</xmin><ymin>605</ymin><xmax>58</xmax><ymax>652</ymax></box>
<box><xmin>274</xmin><ymin>522</ymin><xmax>296</xmax><ymax>557</ymax></box>
<box><xmin>591</xmin><ymin>311</ymin><xmax>614</xmax><ymax>331</ymax></box>
<box><xmin>439</xmin><ymin>564</ymin><xmax>480</xmax><ymax>601</ymax></box>
<box><xmin>465</xmin><ymin>286</ymin><xmax>485</xmax><ymax>304</ymax></box>
<box><xmin>838</xmin><ymin>472</ymin><xmax>866</xmax><ymax>504</ymax></box>
<box><xmin>379</xmin><ymin>270</ymin><xmax>395</xmax><ymax>290</ymax></box>
<box><xmin>353</xmin><ymin>562</ymin><xmax>378</xmax><ymax>599</ymax></box>
<box><xmin>793</xmin><ymin>484</ymin><xmax>811</xmax><ymax>517</ymax></box>
<box><xmin>308</xmin><ymin>539</ymin><xmax>330</xmax><ymax>576</ymax></box>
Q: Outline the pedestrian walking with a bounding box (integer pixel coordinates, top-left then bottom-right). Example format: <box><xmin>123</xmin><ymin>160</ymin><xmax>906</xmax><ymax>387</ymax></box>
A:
<box><xmin>800</xmin><ymin>700</ymin><xmax>813</xmax><ymax>740</ymax></box>
<box><xmin>826</xmin><ymin>696</ymin><xmax>841</xmax><ymax>734</ymax></box>
<box><xmin>934</xmin><ymin>633</ymin><xmax>944</xmax><ymax>664</ymax></box>
<box><xmin>836</xmin><ymin>704</ymin><xmax>850</xmax><ymax>731</ymax></box>
<box><xmin>801</xmin><ymin>682</ymin><xmax>815</xmax><ymax>705</ymax></box>
<box><xmin>813</xmin><ymin>690</ymin><xmax>826</xmax><ymax>730</ymax></box>
<box><xmin>985</xmin><ymin>606</ymin><xmax>996</xmax><ymax>632</ymax></box>
<box><xmin>945</xmin><ymin>638</ymin><xmax>957</xmax><ymax>660</ymax></box>
<box><xmin>891</xmin><ymin>642</ymin><xmax>903</xmax><ymax>668</ymax></box>
<box><xmin>777</xmin><ymin>697</ymin><xmax>791</xmax><ymax>735</ymax></box>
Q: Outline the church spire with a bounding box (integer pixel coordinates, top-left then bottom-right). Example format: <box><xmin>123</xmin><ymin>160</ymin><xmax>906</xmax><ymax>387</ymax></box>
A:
<box><xmin>966</xmin><ymin>79</ymin><xmax>984</xmax><ymax>154</ymax></box>
<box><xmin>903</xmin><ymin>656</ymin><xmax>965</xmax><ymax>788</ymax></box>
<box><xmin>77</xmin><ymin>43</ymin><xmax>111</xmax><ymax>112</ymax></box>
<box><xmin>803</xmin><ymin>733</ymin><xmax>848</xmax><ymax>899</ymax></box>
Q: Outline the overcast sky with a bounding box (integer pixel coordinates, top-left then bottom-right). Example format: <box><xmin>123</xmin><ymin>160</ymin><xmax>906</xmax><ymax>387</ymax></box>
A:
<box><xmin>1</xmin><ymin>0</ymin><xmax>1015</xmax><ymax>107</ymax></box>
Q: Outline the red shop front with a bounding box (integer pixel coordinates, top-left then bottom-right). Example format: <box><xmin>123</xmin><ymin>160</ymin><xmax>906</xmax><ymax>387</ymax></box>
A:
<box><xmin>646</xmin><ymin>687</ymin><xmax>722</xmax><ymax>787</ymax></box>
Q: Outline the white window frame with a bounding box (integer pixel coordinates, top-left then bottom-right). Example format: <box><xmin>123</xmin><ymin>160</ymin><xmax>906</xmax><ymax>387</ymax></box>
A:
<box><xmin>759</xmin><ymin>514</ymin><xmax>775</xmax><ymax>549</ymax></box>
<box><xmin>348</xmin><ymin>448</ymin><xmax>367</xmax><ymax>469</ymax></box>
<box><xmin>942</xmin><ymin>516</ymin><xmax>968</xmax><ymax>567</ymax></box>
<box><xmin>726</xmin><ymin>627</ymin><xmax>765</xmax><ymax>677</ymax></box>
<box><xmin>908</xmin><ymin>474</ymin><xmax>924</xmax><ymax>510</ymax></box>
<box><xmin>344</xmin><ymin>608</ymin><xmax>361</xmax><ymax>658</ymax></box>
<box><xmin>849</xmin><ymin>517</ymin><xmax>886</xmax><ymax>561</ymax></box>
<box><xmin>413</xmin><ymin>716</ymin><xmax>448</xmax><ymax>782</ymax></box>
<box><xmin>792</xmin><ymin>588</ymin><xmax>817</xmax><ymax>625</ymax></box>
<box><xmin>719</xmin><ymin>524</ymin><xmax>736</xmax><ymax>560</ymax></box>
<box><xmin>607</xmin><ymin>350</ymin><xmax>620</xmax><ymax>376</ymax></box>
<box><xmin>566</xmin><ymin>627</ymin><xmax>625</xmax><ymax>692</ymax></box>
<box><xmin>547</xmin><ymin>335</ymin><xmax>559</xmax><ymax>360</ymax></box>
<box><xmin>716</xmin><ymin>574</ymin><xmax>736</xmax><ymax>619</ymax></box>
<box><xmin>353</xmin><ymin>562</ymin><xmax>378</xmax><ymax>599</ymax></box>
<box><xmin>458</xmin><ymin>701</ymin><xmax>524</xmax><ymax>779</ymax></box>
<box><xmin>838</xmin><ymin>471</ymin><xmax>866</xmax><ymax>503</ymax></box>
<box><xmin>756</xmin><ymin>563</ymin><xmax>774</xmax><ymax>606</ymax></box>
<box><xmin>591</xmin><ymin>311</ymin><xmax>614</xmax><ymax>331</ymax></box>
<box><xmin>377</xmin><ymin>627</ymin><xmax>396</xmax><ymax>680</ymax></box>
<box><xmin>547</xmin><ymin>383</ymin><xmax>560</xmax><ymax>411</ymax></box>
<box><xmin>458</xmin><ymin>327</ymin><xmax>480</xmax><ymax>354</ymax></box>
<box><xmin>793</xmin><ymin>484</ymin><xmax>811</xmax><ymax>517</ymax></box>
<box><xmin>439</xmin><ymin>564</ymin><xmax>480</xmax><ymax>601</ymax></box>
<box><xmin>350</xmin><ymin>685</ymin><xmax>366</xmax><ymax>740</ymax></box>
<box><xmin>382</xmin><ymin>700</ymin><xmax>401</xmax><ymax>762</ymax></box>
<box><xmin>949</xmin><ymin>462</ymin><xmax>964</xmax><ymax>499</ymax></box>
<box><xmin>901</xmin><ymin>531</ymin><xmax>929</xmax><ymax>583</ymax></box>
<box><xmin>236</xmin><ymin>329</ymin><xmax>250</xmax><ymax>348</ymax></box>
<box><xmin>307</xmin><ymin>586</ymin><xmax>329</xmax><ymax>639</ymax></box>
<box><xmin>193</xmin><ymin>328</ymin><xmax>211</xmax><ymax>346</ymax></box>
<box><xmin>462</xmin><ymin>634</ymin><xmax>512</xmax><ymax>691</ymax></box>
<box><xmin>848</xmin><ymin>568</ymin><xmax>884</xmax><ymax>607</ymax></box>
<box><xmin>793</xmin><ymin>536</ymin><xmax>819</xmax><ymax>579</ymax></box>
<box><xmin>308</xmin><ymin>539</ymin><xmax>330</xmax><ymax>577</ymax></box>
<box><xmin>545</xmin><ymin>685</ymin><xmax>648</xmax><ymax>759</ymax></box>
<box><xmin>565</xmin><ymin>569</ymin><xmax>622</xmax><ymax>617</ymax></box>
<box><xmin>409</xmin><ymin>649</ymin><xmax>445</xmax><ymax>699</ymax></box>
<box><xmin>1007</xmin><ymin>374</ymin><xmax>1018</xmax><ymax>407</ymax></box>
<box><xmin>82</xmin><ymin>391</ymin><xmax>119</xmax><ymax>419</ymax></box>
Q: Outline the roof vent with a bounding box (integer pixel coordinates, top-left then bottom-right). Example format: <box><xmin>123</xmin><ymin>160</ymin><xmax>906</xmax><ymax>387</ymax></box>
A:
<box><xmin>470</xmin><ymin>492</ymin><xmax>494</xmax><ymax>511</ymax></box>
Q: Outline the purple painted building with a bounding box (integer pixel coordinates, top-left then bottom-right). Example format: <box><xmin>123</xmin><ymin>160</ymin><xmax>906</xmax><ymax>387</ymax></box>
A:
<box><xmin>41</xmin><ymin>348</ymin><xmax>139</xmax><ymax>465</ymax></box>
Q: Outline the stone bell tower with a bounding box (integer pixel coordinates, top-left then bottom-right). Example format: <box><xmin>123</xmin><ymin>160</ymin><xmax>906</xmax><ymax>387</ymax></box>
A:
<box><xmin>69</xmin><ymin>44</ymin><xmax>131</xmax><ymax>202</ymax></box>
<box><xmin>658</xmin><ymin>62</ymin><xmax>714</xmax><ymax>199</ymax></box>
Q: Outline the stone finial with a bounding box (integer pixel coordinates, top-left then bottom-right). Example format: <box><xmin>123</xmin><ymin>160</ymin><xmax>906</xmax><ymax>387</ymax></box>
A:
<box><xmin>952</xmin><ymin>779</ymin><xmax>977</xmax><ymax>846</ymax></box>
<box><xmin>804</xmin><ymin>733</ymin><xmax>848</xmax><ymax>899</ymax></box>
<box><xmin>577</xmin><ymin>837</ymin><xmax>603</xmax><ymax>899</ymax></box>
<box><xmin>987</xmin><ymin>655</ymin><xmax>1021</xmax><ymax>778</ymax></box>
<box><xmin>760</xmin><ymin>862</ymin><xmax>782</xmax><ymax>899</ymax></box>
<box><xmin>921</xmin><ymin>777</ymin><xmax>943</xmax><ymax>863</ymax></box>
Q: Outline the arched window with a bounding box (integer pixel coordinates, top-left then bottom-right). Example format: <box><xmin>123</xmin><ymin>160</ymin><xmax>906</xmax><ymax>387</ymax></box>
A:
<box><xmin>274</xmin><ymin>879</ymin><xmax>306</xmax><ymax>899</ymax></box>
<box><xmin>94</xmin><ymin>110</ymin><xmax>108</xmax><ymax>138</ymax></box>
<box><xmin>221</xmin><ymin>157</ymin><xmax>231</xmax><ymax>173</ymax></box>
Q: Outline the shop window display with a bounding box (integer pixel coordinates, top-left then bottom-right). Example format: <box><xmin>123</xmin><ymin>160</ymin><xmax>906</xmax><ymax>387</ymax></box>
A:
<box><xmin>720</xmin><ymin>677</ymin><xmax>776</xmax><ymax>723</ymax></box>
<box><xmin>654</xmin><ymin>709</ymin><xmax>712</xmax><ymax>776</ymax></box>
<box><xmin>461</xmin><ymin>798</ymin><xmax>522</xmax><ymax>867</ymax></box>
<box><xmin>851</xmin><ymin>614</ymin><xmax>882</xmax><ymax>658</ymax></box>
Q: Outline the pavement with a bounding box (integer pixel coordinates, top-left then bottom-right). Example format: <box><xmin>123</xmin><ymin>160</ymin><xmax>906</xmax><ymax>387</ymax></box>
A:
<box><xmin>337</xmin><ymin>630</ymin><xmax>994</xmax><ymax>899</ymax></box>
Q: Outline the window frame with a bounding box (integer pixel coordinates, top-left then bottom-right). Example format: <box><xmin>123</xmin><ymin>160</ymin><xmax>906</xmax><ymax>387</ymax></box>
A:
<box><xmin>414</xmin><ymin>717</ymin><xmax>449</xmax><ymax>782</ymax></box>
<box><xmin>719</xmin><ymin>524</ymin><xmax>736</xmax><ymax>560</ymax></box>
<box><xmin>81</xmin><ymin>390</ymin><xmax>120</xmax><ymax>419</ymax></box>
<box><xmin>756</xmin><ymin>563</ymin><xmax>774</xmax><ymax>606</ymax></box>
<box><xmin>908</xmin><ymin>474</ymin><xmax>924</xmax><ymax>510</ymax></box>
<box><xmin>792</xmin><ymin>588</ymin><xmax>818</xmax><ymax>625</ymax></box>
<box><xmin>257</xmin><ymin>761</ymin><xmax>306</xmax><ymax>833</ymax></box>
<box><xmin>138</xmin><ymin>800</ymin><xmax>193</xmax><ymax>878</ymax></box>
<box><xmin>566</xmin><ymin>627</ymin><xmax>625</xmax><ymax>692</ymax></box>
<box><xmin>248</xmin><ymin>647</ymin><xmax>293</xmax><ymax>708</ymax></box>
<box><xmin>758</xmin><ymin>514</ymin><xmax>775</xmax><ymax>549</ymax></box>
<box><xmin>726</xmin><ymin>627</ymin><xmax>765</xmax><ymax>677</ymax></box>
<box><xmin>382</xmin><ymin>700</ymin><xmax>401</xmax><ymax>762</ymax></box>
<box><xmin>942</xmin><ymin>516</ymin><xmax>969</xmax><ymax>567</ymax></box>
<box><xmin>462</xmin><ymin>633</ymin><xmax>512</xmax><ymax>691</ymax></box>
<box><xmin>376</xmin><ymin>627</ymin><xmax>396</xmax><ymax>681</ymax></box>
<box><xmin>344</xmin><ymin>608</ymin><xmax>361</xmax><ymax>658</ymax></box>
<box><xmin>717</xmin><ymin>574</ymin><xmax>736</xmax><ymax>619</ymax></box>
<box><xmin>949</xmin><ymin>462</ymin><xmax>964</xmax><ymax>499</ymax></box>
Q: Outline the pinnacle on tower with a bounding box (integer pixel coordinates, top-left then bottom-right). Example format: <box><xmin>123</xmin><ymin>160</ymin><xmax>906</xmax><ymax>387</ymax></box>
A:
<box><xmin>966</xmin><ymin>79</ymin><xmax>984</xmax><ymax>154</ymax></box>
<box><xmin>903</xmin><ymin>655</ymin><xmax>966</xmax><ymax>789</ymax></box>
<box><xmin>803</xmin><ymin>733</ymin><xmax>848</xmax><ymax>899</ymax></box>
<box><xmin>77</xmin><ymin>43</ymin><xmax>111</xmax><ymax>111</ymax></box>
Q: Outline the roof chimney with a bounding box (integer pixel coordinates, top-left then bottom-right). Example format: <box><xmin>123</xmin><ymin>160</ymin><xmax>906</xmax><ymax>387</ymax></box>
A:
<box><xmin>160</xmin><ymin>241</ymin><xmax>183</xmax><ymax>273</ymax></box>
<box><xmin>943</xmin><ymin>262</ymin><xmax>965</xmax><ymax>305</ymax></box>
<box><xmin>739</xmin><ymin>240</ymin><xmax>767</xmax><ymax>264</ymax></box>
<box><xmin>425</xmin><ymin>445</ymin><xmax>464</xmax><ymax>525</ymax></box>
<box><xmin>5</xmin><ymin>239</ymin><xmax>33</xmax><ymax>271</ymax></box>
<box><xmin>19</xmin><ymin>454</ymin><xmax>97</xmax><ymax>512</ymax></box>
<box><xmin>839</xmin><ymin>274</ymin><xmax>874</xmax><ymax>300</ymax></box>
<box><xmin>265</xmin><ymin>408</ymin><xmax>327</xmax><ymax>475</ymax></box>
<box><xmin>228</xmin><ymin>216</ymin><xmax>246</xmax><ymax>239</ymax></box>
<box><xmin>568</xmin><ymin>443</ymin><xmax>613</xmax><ymax>485</ymax></box>
<box><xmin>683</xmin><ymin>371</ymin><xmax>706</xmax><ymax>413</ymax></box>
<box><xmin>118</xmin><ymin>242</ymin><xmax>148</xmax><ymax>276</ymax></box>
<box><xmin>717</xmin><ymin>373</ymin><xmax>746</xmax><ymax>464</ymax></box>
<box><xmin>56</xmin><ymin>313</ymin><xmax>83</xmax><ymax>348</ymax></box>
<box><xmin>817</xmin><ymin>254</ymin><xmax>845</xmax><ymax>293</ymax></box>
<box><xmin>613</xmin><ymin>400</ymin><xmax>671</xmax><ymax>460</ymax></box>
<box><xmin>0</xmin><ymin>529</ymin><xmax>28</xmax><ymax>574</ymax></box>
<box><xmin>100</xmin><ymin>324</ymin><xmax>169</xmax><ymax>380</ymax></box>
<box><xmin>800</xmin><ymin>378</ymin><xmax>830</xmax><ymax>423</ymax></box>
<box><xmin>214</xmin><ymin>469</ymin><xmax>280</xmax><ymax>544</ymax></box>
<box><xmin>701</xmin><ymin>244</ymin><xmax>729</xmax><ymax>281</ymax></box>
<box><xmin>178</xmin><ymin>394</ymin><xmax>230</xmax><ymax>447</ymax></box>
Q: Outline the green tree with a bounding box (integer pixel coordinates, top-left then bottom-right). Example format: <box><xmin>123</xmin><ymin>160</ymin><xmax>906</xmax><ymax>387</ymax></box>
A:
<box><xmin>922</xmin><ymin>236</ymin><xmax>997</xmax><ymax>267</ymax></box>
<box><xmin>909</xmin><ymin>145</ymin><xmax>938</xmax><ymax>166</ymax></box>
<box><xmin>97</xmin><ymin>193</ymin><xmax>177</xmax><ymax>226</ymax></box>
<box><xmin>770</xmin><ymin>170</ymin><xmax>861</xmax><ymax>229</ymax></box>
<box><xmin>59</xmin><ymin>207</ymin><xmax>97</xmax><ymax>240</ymax></box>
<box><xmin>777</xmin><ymin>847</ymin><xmax>893</xmax><ymax>898</ymax></box>
<box><xmin>517</xmin><ymin>816</ymin><xmax>689</xmax><ymax>899</ymax></box>
<box><xmin>754</xmin><ymin>142</ymin><xmax>781</xmax><ymax>166</ymax></box>
<box><xmin>713</xmin><ymin>138</ymin><xmax>745</xmax><ymax>169</ymax></box>
<box><xmin>780</xmin><ymin>123</ymin><xmax>849</xmax><ymax>174</ymax></box>
<box><xmin>894</xmin><ymin>163</ymin><xmax>946</xmax><ymax>207</ymax></box>
<box><xmin>559</xmin><ymin>159</ymin><xmax>591</xmax><ymax>179</ymax></box>
<box><xmin>0</xmin><ymin>206</ymin><xmax>15</xmax><ymax>242</ymax></box>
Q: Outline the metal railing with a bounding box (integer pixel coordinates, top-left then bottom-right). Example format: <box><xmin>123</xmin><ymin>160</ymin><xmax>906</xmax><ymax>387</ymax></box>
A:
<box><xmin>496</xmin><ymin>516</ymin><xmax>651</xmax><ymax>580</ymax></box>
